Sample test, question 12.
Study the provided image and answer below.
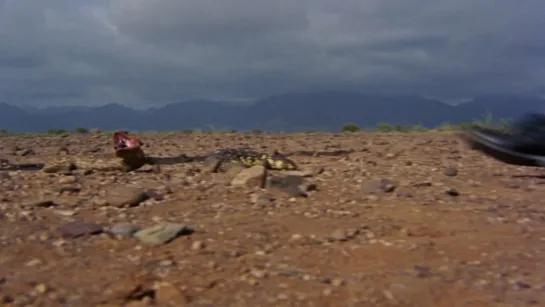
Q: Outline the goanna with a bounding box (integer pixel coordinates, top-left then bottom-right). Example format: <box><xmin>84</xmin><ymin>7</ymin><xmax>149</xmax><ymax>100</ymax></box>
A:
<box><xmin>34</xmin><ymin>131</ymin><xmax>299</xmax><ymax>173</ymax></box>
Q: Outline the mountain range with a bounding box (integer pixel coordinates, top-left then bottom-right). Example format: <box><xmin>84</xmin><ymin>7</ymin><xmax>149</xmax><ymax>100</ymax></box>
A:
<box><xmin>1</xmin><ymin>91</ymin><xmax>544</xmax><ymax>132</ymax></box>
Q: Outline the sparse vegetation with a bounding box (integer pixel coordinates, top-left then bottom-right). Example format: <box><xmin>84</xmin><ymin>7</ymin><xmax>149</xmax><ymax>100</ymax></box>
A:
<box><xmin>74</xmin><ymin>127</ymin><xmax>89</xmax><ymax>133</ymax></box>
<box><xmin>10</xmin><ymin>112</ymin><xmax>514</xmax><ymax>136</ymax></box>
<box><xmin>373</xmin><ymin>123</ymin><xmax>414</xmax><ymax>132</ymax></box>
<box><xmin>341</xmin><ymin>123</ymin><xmax>360</xmax><ymax>132</ymax></box>
<box><xmin>46</xmin><ymin>128</ymin><xmax>68</xmax><ymax>135</ymax></box>
<box><xmin>337</xmin><ymin>113</ymin><xmax>513</xmax><ymax>134</ymax></box>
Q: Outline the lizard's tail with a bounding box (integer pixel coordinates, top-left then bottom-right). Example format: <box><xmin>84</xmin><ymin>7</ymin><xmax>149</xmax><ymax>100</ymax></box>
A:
<box><xmin>0</xmin><ymin>163</ymin><xmax>45</xmax><ymax>171</ymax></box>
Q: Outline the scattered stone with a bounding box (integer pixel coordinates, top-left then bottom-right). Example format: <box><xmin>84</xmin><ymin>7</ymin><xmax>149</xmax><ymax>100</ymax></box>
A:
<box><xmin>107</xmin><ymin>222</ymin><xmax>141</xmax><ymax>238</ymax></box>
<box><xmin>103</xmin><ymin>186</ymin><xmax>150</xmax><ymax>208</ymax></box>
<box><xmin>135</xmin><ymin>164</ymin><xmax>160</xmax><ymax>173</ymax></box>
<box><xmin>302</xmin><ymin>182</ymin><xmax>318</xmax><ymax>192</ymax></box>
<box><xmin>158</xmin><ymin>259</ymin><xmax>174</xmax><ymax>267</ymax></box>
<box><xmin>57</xmin><ymin>147</ymin><xmax>70</xmax><ymax>155</ymax></box>
<box><xmin>134</xmin><ymin>223</ymin><xmax>194</xmax><ymax>246</ymax></box>
<box><xmin>25</xmin><ymin>199</ymin><xmax>58</xmax><ymax>208</ymax></box>
<box><xmin>93</xmin><ymin>198</ymin><xmax>109</xmax><ymax>206</ymax></box>
<box><xmin>101</xmin><ymin>275</ymin><xmax>156</xmax><ymax>305</ymax></box>
<box><xmin>328</xmin><ymin>228</ymin><xmax>359</xmax><ymax>242</ymax></box>
<box><xmin>1</xmin><ymin>294</ymin><xmax>14</xmax><ymax>304</ymax></box>
<box><xmin>329</xmin><ymin>229</ymin><xmax>349</xmax><ymax>242</ymax></box>
<box><xmin>396</xmin><ymin>190</ymin><xmax>413</xmax><ymax>198</ymax></box>
<box><xmin>222</xmin><ymin>162</ymin><xmax>247</xmax><ymax>175</ymax></box>
<box><xmin>251</xmin><ymin>192</ymin><xmax>276</xmax><ymax>207</ymax></box>
<box><xmin>413</xmin><ymin>265</ymin><xmax>432</xmax><ymax>278</ymax></box>
<box><xmin>412</xmin><ymin>181</ymin><xmax>432</xmax><ymax>187</ymax></box>
<box><xmin>514</xmin><ymin>280</ymin><xmax>531</xmax><ymax>290</ymax></box>
<box><xmin>55</xmin><ymin>209</ymin><xmax>78</xmax><ymax>217</ymax></box>
<box><xmin>231</xmin><ymin>165</ymin><xmax>267</xmax><ymax>188</ymax></box>
<box><xmin>445</xmin><ymin>188</ymin><xmax>460</xmax><ymax>196</ymax></box>
<box><xmin>154</xmin><ymin>282</ymin><xmax>189</xmax><ymax>306</ymax></box>
<box><xmin>32</xmin><ymin>283</ymin><xmax>48</xmax><ymax>295</ymax></box>
<box><xmin>25</xmin><ymin>258</ymin><xmax>42</xmax><ymax>267</ymax></box>
<box><xmin>250</xmin><ymin>269</ymin><xmax>267</xmax><ymax>279</ymax></box>
<box><xmin>331</xmin><ymin>278</ymin><xmax>345</xmax><ymax>287</ymax></box>
<box><xmin>290</xmin><ymin>234</ymin><xmax>303</xmax><ymax>241</ymax></box>
<box><xmin>504</xmin><ymin>182</ymin><xmax>521</xmax><ymax>189</ymax></box>
<box><xmin>57</xmin><ymin>186</ymin><xmax>81</xmax><ymax>194</ymax></box>
<box><xmin>191</xmin><ymin>240</ymin><xmax>205</xmax><ymax>250</ymax></box>
<box><xmin>363</xmin><ymin>178</ymin><xmax>397</xmax><ymax>193</ymax></box>
<box><xmin>16</xmin><ymin>148</ymin><xmax>35</xmax><ymax>156</ymax></box>
<box><xmin>443</xmin><ymin>167</ymin><xmax>458</xmax><ymax>177</ymax></box>
<box><xmin>58</xmin><ymin>175</ymin><xmax>78</xmax><ymax>184</ymax></box>
<box><xmin>0</xmin><ymin>171</ymin><xmax>10</xmax><ymax>180</ymax></box>
<box><xmin>59</xmin><ymin>220</ymin><xmax>103</xmax><ymax>238</ymax></box>
<box><xmin>266</xmin><ymin>174</ymin><xmax>310</xmax><ymax>197</ymax></box>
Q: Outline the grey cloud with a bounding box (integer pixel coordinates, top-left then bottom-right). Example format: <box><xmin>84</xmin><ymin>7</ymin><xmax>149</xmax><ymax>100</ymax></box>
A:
<box><xmin>108</xmin><ymin>0</ymin><xmax>309</xmax><ymax>46</ymax></box>
<box><xmin>0</xmin><ymin>0</ymin><xmax>544</xmax><ymax>107</ymax></box>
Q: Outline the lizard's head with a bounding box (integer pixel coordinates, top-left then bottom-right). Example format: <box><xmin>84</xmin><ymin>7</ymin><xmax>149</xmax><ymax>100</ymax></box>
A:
<box><xmin>113</xmin><ymin>131</ymin><xmax>143</xmax><ymax>158</ymax></box>
<box><xmin>269</xmin><ymin>150</ymin><xmax>298</xmax><ymax>170</ymax></box>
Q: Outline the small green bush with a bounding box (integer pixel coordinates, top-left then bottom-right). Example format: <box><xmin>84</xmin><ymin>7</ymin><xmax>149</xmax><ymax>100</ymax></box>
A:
<box><xmin>47</xmin><ymin>128</ymin><xmax>67</xmax><ymax>135</ymax></box>
<box><xmin>341</xmin><ymin>123</ymin><xmax>360</xmax><ymax>132</ymax></box>
<box><xmin>74</xmin><ymin>127</ymin><xmax>89</xmax><ymax>133</ymax></box>
<box><xmin>410</xmin><ymin>124</ymin><xmax>428</xmax><ymax>132</ymax></box>
<box><xmin>374</xmin><ymin>122</ymin><xmax>395</xmax><ymax>132</ymax></box>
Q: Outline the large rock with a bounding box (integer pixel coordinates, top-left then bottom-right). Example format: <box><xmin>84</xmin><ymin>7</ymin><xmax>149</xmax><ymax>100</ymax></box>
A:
<box><xmin>134</xmin><ymin>223</ymin><xmax>194</xmax><ymax>246</ymax></box>
<box><xmin>266</xmin><ymin>174</ymin><xmax>316</xmax><ymax>197</ymax></box>
<box><xmin>230</xmin><ymin>165</ymin><xmax>267</xmax><ymax>188</ymax></box>
<box><xmin>103</xmin><ymin>186</ymin><xmax>150</xmax><ymax>208</ymax></box>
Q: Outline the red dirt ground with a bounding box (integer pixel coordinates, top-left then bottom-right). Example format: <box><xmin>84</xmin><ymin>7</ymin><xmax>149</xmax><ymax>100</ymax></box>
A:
<box><xmin>0</xmin><ymin>131</ymin><xmax>544</xmax><ymax>307</ymax></box>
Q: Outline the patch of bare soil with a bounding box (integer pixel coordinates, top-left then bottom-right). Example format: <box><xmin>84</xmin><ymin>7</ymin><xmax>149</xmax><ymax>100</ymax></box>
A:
<box><xmin>0</xmin><ymin>131</ymin><xmax>544</xmax><ymax>307</ymax></box>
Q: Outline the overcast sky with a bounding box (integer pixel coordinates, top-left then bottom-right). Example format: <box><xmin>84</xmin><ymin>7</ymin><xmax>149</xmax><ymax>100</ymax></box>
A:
<box><xmin>1</xmin><ymin>0</ymin><xmax>544</xmax><ymax>108</ymax></box>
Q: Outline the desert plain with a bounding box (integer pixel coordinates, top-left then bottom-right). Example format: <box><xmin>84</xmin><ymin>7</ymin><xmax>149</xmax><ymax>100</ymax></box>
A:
<box><xmin>0</xmin><ymin>131</ymin><xmax>544</xmax><ymax>307</ymax></box>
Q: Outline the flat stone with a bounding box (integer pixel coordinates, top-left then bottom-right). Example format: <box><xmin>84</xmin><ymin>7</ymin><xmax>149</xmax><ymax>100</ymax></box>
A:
<box><xmin>108</xmin><ymin>222</ymin><xmax>141</xmax><ymax>238</ymax></box>
<box><xmin>362</xmin><ymin>178</ymin><xmax>396</xmax><ymax>194</ymax></box>
<box><xmin>231</xmin><ymin>165</ymin><xmax>267</xmax><ymax>188</ymax></box>
<box><xmin>59</xmin><ymin>220</ymin><xmax>103</xmax><ymax>238</ymax></box>
<box><xmin>443</xmin><ymin>167</ymin><xmax>458</xmax><ymax>177</ymax></box>
<box><xmin>104</xmin><ymin>186</ymin><xmax>149</xmax><ymax>208</ymax></box>
<box><xmin>134</xmin><ymin>223</ymin><xmax>194</xmax><ymax>246</ymax></box>
<box><xmin>266</xmin><ymin>175</ymin><xmax>309</xmax><ymax>197</ymax></box>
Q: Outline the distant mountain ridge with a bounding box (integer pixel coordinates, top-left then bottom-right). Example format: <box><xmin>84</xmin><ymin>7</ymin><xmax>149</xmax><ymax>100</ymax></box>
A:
<box><xmin>2</xmin><ymin>91</ymin><xmax>544</xmax><ymax>132</ymax></box>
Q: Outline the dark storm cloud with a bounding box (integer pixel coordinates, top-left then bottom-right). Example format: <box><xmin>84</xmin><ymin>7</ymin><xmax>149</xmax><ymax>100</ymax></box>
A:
<box><xmin>0</xmin><ymin>0</ymin><xmax>544</xmax><ymax>107</ymax></box>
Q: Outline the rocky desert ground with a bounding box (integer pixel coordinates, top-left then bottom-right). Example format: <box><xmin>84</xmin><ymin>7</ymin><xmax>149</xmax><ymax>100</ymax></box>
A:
<box><xmin>0</xmin><ymin>131</ymin><xmax>544</xmax><ymax>307</ymax></box>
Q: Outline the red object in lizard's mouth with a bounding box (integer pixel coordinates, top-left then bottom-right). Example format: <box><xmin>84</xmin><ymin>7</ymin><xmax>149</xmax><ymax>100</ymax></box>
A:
<box><xmin>114</xmin><ymin>131</ymin><xmax>141</xmax><ymax>151</ymax></box>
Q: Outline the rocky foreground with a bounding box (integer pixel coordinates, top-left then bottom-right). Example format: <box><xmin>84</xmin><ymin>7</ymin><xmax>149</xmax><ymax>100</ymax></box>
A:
<box><xmin>0</xmin><ymin>131</ymin><xmax>544</xmax><ymax>307</ymax></box>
